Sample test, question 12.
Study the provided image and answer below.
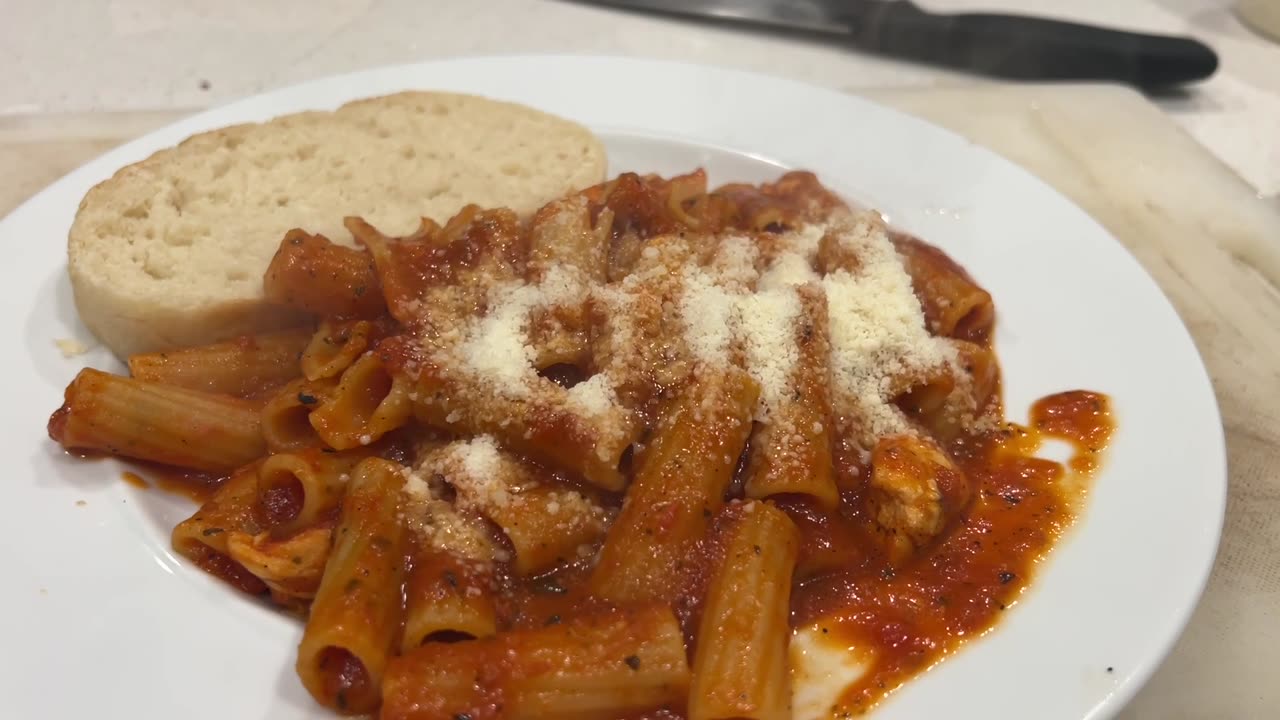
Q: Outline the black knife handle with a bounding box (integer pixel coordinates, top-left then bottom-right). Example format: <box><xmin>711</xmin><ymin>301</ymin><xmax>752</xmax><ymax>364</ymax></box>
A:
<box><xmin>843</xmin><ymin>3</ymin><xmax>1218</xmax><ymax>87</ymax></box>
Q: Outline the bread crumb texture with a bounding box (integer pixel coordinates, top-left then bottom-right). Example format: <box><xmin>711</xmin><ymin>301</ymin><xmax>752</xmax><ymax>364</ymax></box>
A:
<box><xmin>68</xmin><ymin>91</ymin><xmax>607</xmax><ymax>357</ymax></box>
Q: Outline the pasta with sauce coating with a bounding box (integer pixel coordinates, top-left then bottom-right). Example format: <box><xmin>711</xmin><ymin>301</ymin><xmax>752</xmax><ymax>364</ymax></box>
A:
<box><xmin>127</xmin><ymin>328</ymin><xmax>311</xmax><ymax>397</ymax></box>
<box><xmin>381</xmin><ymin>604</ymin><xmax>691</xmax><ymax>720</ymax></box>
<box><xmin>50</xmin><ymin>368</ymin><xmax>266</xmax><ymax>472</ymax></box>
<box><xmin>690</xmin><ymin>501</ymin><xmax>800</xmax><ymax>720</ymax></box>
<box><xmin>44</xmin><ymin>167</ymin><xmax>1110</xmax><ymax>720</ymax></box>
<box><xmin>591</xmin><ymin>368</ymin><xmax>759</xmax><ymax>604</ymax></box>
<box><xmin>297</xmin><ymin>458</ymin><xmax>408</xmax><ymax>714</ymax></box>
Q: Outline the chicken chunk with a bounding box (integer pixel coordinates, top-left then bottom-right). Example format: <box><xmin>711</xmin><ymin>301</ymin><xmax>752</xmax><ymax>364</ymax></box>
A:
<box><xmin>867</xmin><ymin>435</ymin><xmax>970</xmax><ymax>565</ymax></box>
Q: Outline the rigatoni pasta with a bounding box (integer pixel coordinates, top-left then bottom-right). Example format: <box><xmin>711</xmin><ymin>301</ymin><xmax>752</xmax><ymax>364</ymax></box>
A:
<box><xmin>170</xmin><ymin>461</ymin><xmax>267</xmax><ymax>595</ymax></box>
<box><xmin>50</xmin><ymin>368</ymin><xmax>266</xmax><ymax>471</ymax></box>
<box><xmin>256</xmin><ymin>446</ymin><xmax>368</xmax><ymax>534</ymax></box>
<box><xmin>689</xmin><ymin>502</ymin><xmax>800</xmax><ymax>720</ymax></box>
<box><xmin>46</xmin><ymin>168</ymin><xmax>1113</xmax><ymax>719</ymax></box>
<box><xmin>590</xmin><ymin>368</ymin><xmax>759</xmax><ymax>604</ymax></box>
<box><xmin>381</xmin><ymin>604</ymin><xmax>690</xmax><ymax>720</ymax></box>
<box><xmin>301</xmin><ymin>319</ymin><xmax>377</xmax><ymax>381</ymax></box>
<box><xmin>297</xmin><ymin>458</ymin><xmax>408</xmax><ymax>713</ymax></box>
<box><xmin>260</xmin><ymin>376</ymin><xmax>339</xmax><ymax>452</ymax></box>
<box><xmin>400</xmin><ymin>547</ymin><xmax>498</xmax><ymax>651</ymax></box>
<box><xmin>127</xmin><ymin>328</ymin><xmax>311</xmax><ymax>396</ymax></box>
<box><xmin>891</xmin><ymin>231</ymin><xmax>995</xmax><ymax>344</ymax></box>
<box><xmin>263</xmin><ymin>229</ymin><xmax>385</xmax><ymax>318</ymax></box>
<box><xmin>742</xmin><ymin>283</ymin><xmax>839</xmax><ymax>509</ymax></box>
<box><xmin>308</xmin><ymin>351</ymin><xmax>413</xmax><ymax>450</ymax></box>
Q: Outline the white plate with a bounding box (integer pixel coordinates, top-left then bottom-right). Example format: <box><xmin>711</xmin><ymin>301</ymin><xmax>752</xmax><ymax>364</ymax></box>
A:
<box><xmin>0</xmin><ymin>56</ymin><xmax>1225</xmax><ymax>719</ymax></box>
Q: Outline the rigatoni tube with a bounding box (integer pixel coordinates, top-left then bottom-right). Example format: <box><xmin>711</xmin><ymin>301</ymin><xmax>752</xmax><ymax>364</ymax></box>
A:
<box><xmin>48</xmin><ymin>368</ymin><xmax>266</xmax><ymax>472</ymax></box>
<box><xmin>381</xmin><ymin>603</ymin><xmax>690</xmax><ymax>720</ymax></box>
<box><xmin>591</xmin><ymin>368</ymin><xmax>759</xmax><ymax>603</ymax></box>
<box><xmin>689</xmin><ymin>501</ymin><xmax>800</xmax><ymax>720</ymax></box>
<box><xmin>296</xmin><ymin>458</ymin><xmax>407</xmax><ymax>714</ymax></box>
<box><xmin>127</xmin><ymin>328</ymin><xmax>311</xmax><ymax>397</ymax></box>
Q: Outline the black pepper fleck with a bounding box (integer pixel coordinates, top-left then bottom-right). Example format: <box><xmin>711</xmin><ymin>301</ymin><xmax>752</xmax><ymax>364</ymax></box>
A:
<box><xmin>624</xmin><ymin>655</ymin><xmax>641</xmax><ymax>670</ymax></box>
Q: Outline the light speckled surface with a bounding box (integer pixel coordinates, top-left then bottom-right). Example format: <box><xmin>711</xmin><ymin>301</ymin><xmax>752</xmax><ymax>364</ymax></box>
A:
<box><xmin>3</xmin><ymin>0</ymin><xmax>1280</xmax><ymax>194</ymax></box>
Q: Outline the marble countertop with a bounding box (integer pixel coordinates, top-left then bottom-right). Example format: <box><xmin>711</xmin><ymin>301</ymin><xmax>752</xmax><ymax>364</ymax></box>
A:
<box><xmin>4</xmin><ymin>0</ymin><xmax>1280</xmax><ymax>195</ymax></box>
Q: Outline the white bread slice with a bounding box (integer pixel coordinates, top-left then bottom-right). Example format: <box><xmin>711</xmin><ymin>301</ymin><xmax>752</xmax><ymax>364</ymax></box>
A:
<box><xmin>68</xmin><ymin>91</ymin><xmax>607</xmax><ymax>359</ymax></box>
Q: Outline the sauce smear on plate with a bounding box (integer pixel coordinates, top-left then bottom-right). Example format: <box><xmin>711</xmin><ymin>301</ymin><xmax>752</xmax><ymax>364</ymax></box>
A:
<box><xmin>793</xmin><ymin>391</ymin><xmax>1113</xmax><ymax>714</ymax></box>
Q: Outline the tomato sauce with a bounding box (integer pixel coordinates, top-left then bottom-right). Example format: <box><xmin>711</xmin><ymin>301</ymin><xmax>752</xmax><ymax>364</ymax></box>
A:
<box><xmin>187</xmin><ymin>544</ymin><xmax>268</xmax><ymax>596</ymax></box>
<box><xmin>121</xmin><ymin>462</ymin><xmax>226</xmax><ymax>504</ymax></box>
<box><xmin>792</xmin><ymin>391</ymin><xmax>1112</xmax><ymax>715</ymax></box>
<box><xmin>45</xmin><ymin>166</ymin><xmax>1118</xmax><ymax>718</ymax></box>
<box><xmin>318</xmin><ymin>646</ymin><xmax>374</xmax><ymax>712</ymax></box>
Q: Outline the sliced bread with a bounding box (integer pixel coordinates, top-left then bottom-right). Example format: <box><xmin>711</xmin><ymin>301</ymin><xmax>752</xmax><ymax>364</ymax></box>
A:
<box><xmin>68</xmin><ymin>91</ymin><xmax>607</xmax><ymax>358</ymax></box>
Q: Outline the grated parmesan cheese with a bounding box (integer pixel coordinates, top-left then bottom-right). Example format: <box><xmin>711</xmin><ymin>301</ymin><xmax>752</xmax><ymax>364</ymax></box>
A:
<box><xmin>420</xmin><ymin>502</ymin><xmax>498</xmax><ymax>563</ymax></box>
<box><xmin>680</xmin><ymin>266</ymin><xmax>738</xmax><ymax>368</ymax></box>
<box><xmin>402</xmin><ymin>469</ymin><xmax>432</xmax><ymax>503</ymax></box>
<box><xmin>400</xmin><ymin>467</ymin><xmax>498</xmax><ymax>565</ymax></box>
<box><xmin>456</xmin><ymin>435</ymin><xmax>502</xmax><ymax>484</ymax></box>
<box><xmin>790</xmin><ymin>224</ymin><xmax>826</xmax><ymax>257</ymax></box>
<box><xmin>821</xmin><ymin>213</ymin><xmax>956</xmax><ymax>442</ymax></box>
<box><xmin>737</xmin><ymin>288</ymin><xmax>803</xmax><ymax>424</ymax></box>
<box><xmin>759</xmin><ymin>251</ymin><xmax>820</xmax><ymax>290</ymax></box>
<box><xmin>566</xmin><ymin>374</ymin><xmax>615</xmax><ymax>417</ymax></box>
<box><xmin>456</xmin><ymin>281</ymin><xmax>542</xmax><ymax>397</ymax></box>
<box><xmin>710</xmin><ymin>235</ymin><xmax>759</xmax><ymax>289</ymax></box>
<box><xmin>433</xmin><ymin>436</ymin><xmax>512</xmax><ymax>510</ymax></box>
<box><xmin>398</xmin><ymin>194</ymin><xmax>972</xmax><ymax>535</ymax></box>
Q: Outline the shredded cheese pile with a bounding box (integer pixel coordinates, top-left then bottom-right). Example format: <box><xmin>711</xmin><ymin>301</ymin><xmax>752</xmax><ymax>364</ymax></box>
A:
<box><xmin>401</xmin><ymin>207</ymin><xmax>969</xmax><ymax>558</ymax></box>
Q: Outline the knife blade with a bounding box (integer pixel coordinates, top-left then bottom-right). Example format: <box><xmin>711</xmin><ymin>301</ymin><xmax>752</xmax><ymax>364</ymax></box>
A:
<box><xmin>578</xmin><ymin>0</ymin><xmax>1218</xmax><ymax>87</ymax></box>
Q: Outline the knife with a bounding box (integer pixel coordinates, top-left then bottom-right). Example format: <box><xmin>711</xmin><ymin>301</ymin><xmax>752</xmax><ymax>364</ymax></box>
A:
<box><xmin>578</xmin><ymin>0</ymin><xmax>1219</xmax><ymax>87</ymax></box>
